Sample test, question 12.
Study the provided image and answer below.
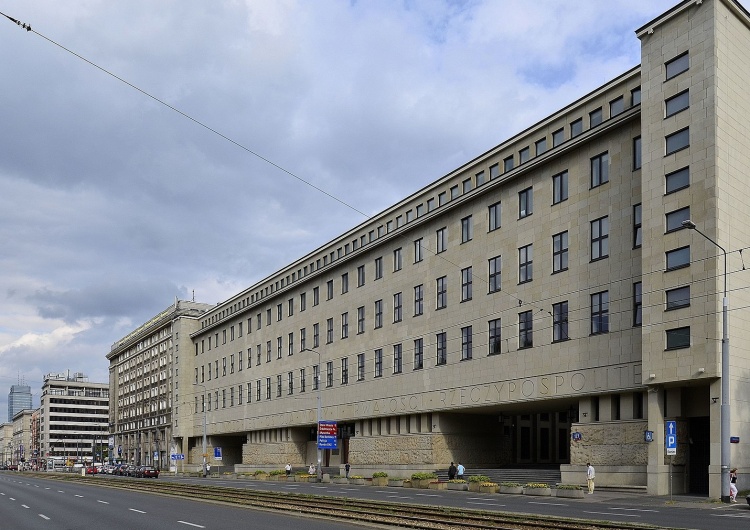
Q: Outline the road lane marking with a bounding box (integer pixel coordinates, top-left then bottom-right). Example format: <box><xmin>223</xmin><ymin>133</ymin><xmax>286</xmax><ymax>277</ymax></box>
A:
<box><xmin>39</xmin><ymin>514</ymin><xmax>50</xmax><ymax>520</ymax></box>
<box><xmin>97</xmin><ymin>500</ymin><xmax>109</xmax><ymax>504</ymax></box>
<box><xmin>584</xmin><ymin>511</ymin><xmax>639</xmax><ymax>517</ymax></box>
<box><xmin>528</xmin><ymin>501</ymin><xmax>566</xmax><ymax>506</ymax></box>
<box><xmin>75</xmin><ymin>494</ymin><xmax>84</xmax><ymax>498</ymax></box>
<box><xmin>468</xmin><ymin>501</ymin><xmax>506</xmax><ymax>507</ymax></box>
<box><xmin>386</xmin><ymin>496</ymin><xmax>411</xmax><ymax>500</ymax></box>
<box><xmin>9</xmin><ymin>497</ymin><xmax>15</xmax><ymax>501</ymax></box>
<box><xmin>609</xmin><ymin>507</ymin><xmax>658</xmax><ymax>513</ymax></box>
<box><xmin>415</xmin><ymin>493</ymin><xmax>439</xmax><ymax>497</ymax></box>
<box><xmin>129</xmin><ymin>508</ymin><xmax>147</xmax><ymax>513</ymax></box>
<box><xmin>178</xmin><ymin>521</ymin><xmax>206</xmax><ymax>528</ymax></box>
<box><xmin>22</xmin><ymin>504</ymin><xmax>29</xmax><ymax>508</ymax></box>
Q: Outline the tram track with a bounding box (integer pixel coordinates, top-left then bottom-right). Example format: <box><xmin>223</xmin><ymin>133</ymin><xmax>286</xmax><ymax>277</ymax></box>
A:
<box><xmin>24</xmin><ymin>473</ymin><xmax>678</xmax><ymax>530</ymax></box>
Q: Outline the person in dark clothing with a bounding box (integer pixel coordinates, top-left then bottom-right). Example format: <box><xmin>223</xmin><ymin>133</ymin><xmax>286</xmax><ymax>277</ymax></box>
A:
<box><xmin>448</xmin><ymin>462</ymin><xmax>457</xmax><ymax>480</ymax></box>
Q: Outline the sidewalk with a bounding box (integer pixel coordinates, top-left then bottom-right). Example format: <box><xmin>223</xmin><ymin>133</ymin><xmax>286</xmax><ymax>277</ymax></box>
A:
<box><xmin>582</xmin><ymin>487</ymin><xmax>743</xmax><ymax>510</ymax></box>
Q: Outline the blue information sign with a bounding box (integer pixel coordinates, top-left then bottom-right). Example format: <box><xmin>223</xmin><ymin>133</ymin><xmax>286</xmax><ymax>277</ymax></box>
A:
<box><xmin>214</xmin><ymin>447</ymin><xmax>223</xmax><ymax>460</ymax></box>
<box><xmin>666</xmin><ymin>420</ymin><xmax>677</xmax><ymax>456</ymax></box>
<box><xmin>318</xmin><ymin>420</ymin><xmax>338</xmax><ymax>449</ymax></box>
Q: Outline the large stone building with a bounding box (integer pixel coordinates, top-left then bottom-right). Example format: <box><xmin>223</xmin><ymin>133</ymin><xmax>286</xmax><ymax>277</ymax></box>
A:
<box><xmin>107</xmin><ymin>300</ymin><xmax>213</xmax><ymax>469</ymax></box>
<box><xmin>112</xmin><ymin>0</ymin><xmax>750</xmax><ymax>499</ymax></box>
<box><xmin>39</xmin><ymin>372</ymin><xmax>109</xmax><ymax>465</ymax></box>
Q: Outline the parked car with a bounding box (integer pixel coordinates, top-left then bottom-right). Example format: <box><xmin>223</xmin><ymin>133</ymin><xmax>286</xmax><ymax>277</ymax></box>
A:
<box><xmin>85</xmin><ymin>466</ymin><xmax>97</xmax><ymax>475</ymax></box>
<box><xmin>136</xmin><ymin>466</ymin><xmax>159</xmax><ymax>478</ymax></box>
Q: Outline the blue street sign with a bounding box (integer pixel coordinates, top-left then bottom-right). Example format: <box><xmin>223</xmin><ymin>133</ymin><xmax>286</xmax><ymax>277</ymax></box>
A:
<box><xmin>318</xmin><ymin>420</ymin><xmax>338</xmax><ymax>449</ymax></box>
<box><xmin>170</xmin><ymin>454</ymin><xmax>185</xmax><ymax>460</ymax></box>
<box><xmin>644</xmin><ymin>430</ymin><xmax>654</xmax><ymax>442</ymax></box>
<box><xmin>214</xmin><ymin>447</ymin><xmax>223</xmax><ymax>460</ymax></box>
<box><xmin>666</xmin><ymin>420</ymin><xmax>677</xmax><ymax>456</ymax></box>
<box><xmin>571</xmin><ymin>432</ymin><xmax>582</xmax><ymax>441</ymax></box>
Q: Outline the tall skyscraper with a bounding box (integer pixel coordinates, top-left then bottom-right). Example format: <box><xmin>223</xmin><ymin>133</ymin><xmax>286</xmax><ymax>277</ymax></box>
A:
<box><xmin>8</xmin><ymin>384</ymin><xmax>32</xmax><ymax>422</ymax></box>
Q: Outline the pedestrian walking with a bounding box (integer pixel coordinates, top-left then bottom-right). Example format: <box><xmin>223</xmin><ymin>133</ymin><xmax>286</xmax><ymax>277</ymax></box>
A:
<box><xmin>345</xmin><ymin>462</ymin><xmax>351</xmax><ymax>478</ymax></box>
<box><xmin>308</xmin><ymin>463</ymin><xmax>316</xmax><ymax>475</ymax></box>
<box><xmin>448</xmin><ymin>462</ymin><xmax>457</xmax><ymax>480</ymax></box>
<box><xmin>456</xmin><ymin>462</ymin><xmax>465</xmax><ymax>480</ymax></box>
<box><xmin>730</xmin><ymin>468</ymin><xmax>738</xmax><ymax>502</ymax></box>
<box><xmin>285</xmin><ymin>462</ymin><xmax>292</xmax><ymax>477</ymax></box>
<box><xmin>586</xmin><ymin>463</ymin><xmax>595</xmax><ymax>494</ymax></box>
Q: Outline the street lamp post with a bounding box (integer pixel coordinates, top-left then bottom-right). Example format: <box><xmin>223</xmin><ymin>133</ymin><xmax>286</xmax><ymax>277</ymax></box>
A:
<box><xmin>682</xmin><ymin>219</ymin><xmax>730</xmax><ymax>502</ymax></box>
<box><xmin>302</xmin><ymin>348</ymin><xmax>323</xmax><ymax>482</ymax></box>
<box><xmin>193</xmin><ymin>382</ymin><xmax>208</xmax><ymax>478</ymax></box>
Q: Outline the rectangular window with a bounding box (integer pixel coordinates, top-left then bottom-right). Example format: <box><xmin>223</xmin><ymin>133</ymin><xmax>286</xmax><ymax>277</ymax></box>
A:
<box><xmin>552</xmin><ymin>128</ymin><xmax>564</xmax><ymax>147</ymax></box>
<box><xmin>326</xmin><ymin>318</ymin><xmax>334</xmax><ymax>344</ymax></box>
<box><xmin>374</xmin><ymin>299</ymin><xmax>383</xmax><ymax>328</ymax></box>
<box><xmin>414</xmin><ymin>338</ymin><xmax>423</xmax><ymax>370</ymax></box>
<box><xmin>393</xmin><ymin>292</ymin><xmax>403</xmax><ymax>322</ymax></box>
<box><xmin>489</xmin><ymin>319</ymin><xmax>502</xmax><ymax>355</ymax></box>
<box><xmin>552</xmin><ymin>170</ymin><xmax>568</xmax><ymax>204</ymax></box>
<box><xmin>589</xmin><ymin>107</ymin><xmax>602</xmax><ymax>128</ymax></box>
<box><xmin>519</xmin><ymin>244</ymin><xmax>533</xmax><ymax>283</ymax></box>
<box><xmin>462</xmin><ymin>178</ymin><xmax>472</xmax><ymax>193</ymax></box>
<box><xmin>591</xmin><ymin>216</ymin><xmax>609</xmax><ymax>260</ymax></box>
<box><xmin>326</xmin><ymin>361</ymin><xmax>333</xmax><ymax>388</ymax></box>
<box><xmin>313</xmin><ymin>365</ymin><xmax>320</xmax><ymax>391</ymax></box>
<box><xmin>504</xmin><ymin>155</ymin><xmax>514</xmax><ymax>173</ymax></box>
<box><xmin>341</xmin><ymin>312</ymin><xmax>349</xmax><ymax>338</ymax></box>
<box><xmin>300</xmin><ymin>368</ymin><xmax>305</xmax><ymax>393</ymax></box>
<box><xmin>436</xmin><ymin>276</ymin><xmax>447</xmax><ymax>309</ymax></box>
<box><xmin>357</xmin><ymin>306</ymin><xmax>365</xmax><ymax>334</ymax></box>
<box><xmin>666</xmin><ymin>327</ymin><xmax>690</xmax><ymax>349</ymax></box>
<box><xmin>666</xmin><ymin>246</ymin><xmax>690</xmax><ymax>270</ymax></box>
<box><xmin>591</xmin><ymin>152</ymin><xmax>609</xmax><ymax>187</ymax></box>
<box><xmin>222</xmin><ymin>357</ymin><xmax>227</xmax><ymax>376</ymax></box>
<box><xmin>488</xmin><ymin>201</ymin><xmax>501</xmax><ymax>231</ymax></box>
<box><xmin>436</xmin><ymin>332</ymin><xmax>447</xmax><ymax>365</ymax></box>
<box><xmin>256</xmin><ymin>344</ymin><xmax>261</xmax><ymax>366</ymax></box>
<box><xmin>393</xmin><ymin>248</ymin><xmax>403</xmax><ymax>271</ymax></box>
<box><xmin>374</xmin><ymin>349</ymin><xmax>383</xmax><ymax>378</ymax></box>
<box><xmin>357</xmin><ymin>265</ymin><xmax>365</xmax><ymax>287</ymax></box>
<box><xmin>288</xmin><ymin>372</ymin><xmax>294</xmax><ymax>395</ymax></box>
<box><xmin>438</xmin><ymin>191</ymin><xmax>447</xmax><ymax>205</ymax></box>
<box><xmin>341</xmin><ymin>273</ymin><xmax>349</xmax><ymax>294</ymax></box>
<box><xmin>634</xmin><ymin>282</ymin><xmax>643</xmax><ymax>326</ymax></box>
<box><xmin>666</xmin><ymin>285</ymin><xmax>690</xmax><ymax>310</ymax></box>
<box><xmin>591</xmin><ymin>291</ymin><xmax>609</xmax><ymax>334</ymax></box>
<box><xmin>665</xmin><ymin>52</ymin><xmax>689</xmax><ymax>80</ymax></box>
<box><xmin>633</xmin><ymin>136</ymin><xmax>642</xmax><ymax>170</ymax></box>
<box><xmin>276</xmin><ymin>304</ymin><xmax>283</xmax><ymax>322</ymax></box>
<box><xmin>461</xmin><ymin>267</ymin><xmax>472</xmax><ymax>302</ymax></box>
<box><xmin>488</xmin><ymin>256</ymin><xmax>502</xmax><ymax>293</ymax></box>
<box><xmin>450</xmin><ymin>185</ymin><xmax>459</xmax><ymax>199</ymax></box>
<box><xmin>414</xmin><ymin>284</ymin><xmax>424</xmax><ymax>316</ymax></box>
<box><xmin>552</xmin><ymin>301</ymin><xmax>568</xmax><ymax>342</ymax></box>
<box><xmin>416</xmin><ymin>204</ymin><xmax>424</xmax><ymax>217</ymax></box>
<box><xmin>610</xmin><ymin>96</ymin><xmax>624</xmax><ymax>117</ymax></box>
<box><xmin>300</xmin><ymin>328</ymin><xmax>306</xmax><ymax>351</ymax></box>
<box><xmin>414</xmin><ymin>238</ymin><xmax>423</xmax><ymax>262</ymax></box>
<box><xmin>518</xmin><ymin>311</ymin><xmax>533</xmax><ymax>348</ymax></box>
<box><xmin>461</xmin><ymin>216</ymin><xmax>473</xmax><ymax>243</ymax></box>
<box><xmin>519</xmin><ymin>146</ymin><xmax>530</xmax><ymax>164</ymax></box>
<box><xmin>666</xmin><ymin>206</ymin><xmax>690</xmax><ymax>233</ymax></box>
<box><xmin>341</xmin><ymin>358</ymin><xmax>349</xmax><ymax>384</ymax></box>
<box><xmin>666</xmin><ymin>128</ymin><xmax>689</xmax><ymax>155</ymax></box>
<box><xmin>519</xmin><ymin>187</ymin><xmax>533</xmax><ymax>218</ymax></box>
<box><xmin>490</xmin><ymin>163</ymin><xmax>499</xmax><ymax>180</ymax></box>
<box><xmin>631</xmin><ymin>86</ymin><xmax>641</xmax><ymax>106</ymax></box>
<box><xmin>277</xmin><ymin>337</ymin><xmax>283</xmax><ymax>359</ymax></box>
<box><xmin>570</xmin><ymin>118</ymin><xmax>583</xmax><ymax>137</ymax></box>
<box><xmin>393</xmin><ymin>344</ymin><xmax>402</xmax><ymax>374</ymax></box>
<box><xmin>427</xmin><ymin>198</ymin><xmax>435</xmax><ymax>211</ymax></box>
<box><xmin>461</xmin><ymin>326</ymin><xmax>472</xmax><ymax>360</ymax></box>
<box><xmin>665</xmin><ymin>90</ymin><xmax>689</xmax><ymax>117</ymax></box>
<box><xmin>313</xmin><ymin>323</ymin><xmax>320</xmax><ymax>348</ymax></box>
<box><xmin>300</xmin><ymin>292</ymin><xmax>306</xmax><ymax>311</ymax></box>
<box><xmin>266</xmin><ymin>309</ymin><xmax>272</xmax><ymax>326</ymax></box>
<box><xmin>436</xmin><ymin>227</ymin><xmax>447</xmax><ymax>253</ymax></box>
<box><xmin>313</xmin><ymin>287</ymin><xmax>319</xmax><ymax>306</ymax></box>
<box><xmin>266</xmin><ymin>378</ymin><xmax>271</xmax><ymax>400</ymax></box>
<box><xmin>552</xmin><ymin>231</ymin><xmax>568</xmax><ymax>273</ymax></box>
<box><xmin>256</xmin><ymin>380</ymin><xmax>261</xmax><ymax>402</ymax></box>
<box><xmin>633</xmin><ymin>204</ymin><xmax>642</xmax><ymax>248</ymax></box>
<box><xmin>375</xmin><ymin>256</ymin><xmax>383</xmax><ymax>279</ymax></box>
<box><xmin>535</xmin><ymin>137</ymin><xmax>547</xmax><ymax>156</ymax></box>
<box><xmin>357</xmin><ymin>353</ymin><xmax>365</xmax><ymax>381</ymax></box>
<box><xmin>666</xmin><ymin>167</ymin><xmax>690</xmax><ymax>194</ymax></box>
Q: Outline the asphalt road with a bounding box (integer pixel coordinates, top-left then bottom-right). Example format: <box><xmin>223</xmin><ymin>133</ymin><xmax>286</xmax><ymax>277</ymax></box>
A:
<box><xmin>0</xmin><ymin>472</ymin><xmax>360</xmax><ymax>530</ymax></box>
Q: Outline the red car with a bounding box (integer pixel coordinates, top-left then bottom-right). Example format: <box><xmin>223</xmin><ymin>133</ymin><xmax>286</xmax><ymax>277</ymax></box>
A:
<box><xmin>85</xmin><ymin>466</ymin><xmax>97</xmax><ymax>475</ymax></box>
<box><xmin>137</xmin><ymin>466</ymin><xmax>159</xmax><ymax>478</ymax></box>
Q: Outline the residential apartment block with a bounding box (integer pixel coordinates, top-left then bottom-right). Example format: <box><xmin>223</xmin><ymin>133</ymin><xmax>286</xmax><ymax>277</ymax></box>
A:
<box><xmin>111</xmin><ymin>0</ymin><xmax>750</xmax><ymax>499</ymax></box>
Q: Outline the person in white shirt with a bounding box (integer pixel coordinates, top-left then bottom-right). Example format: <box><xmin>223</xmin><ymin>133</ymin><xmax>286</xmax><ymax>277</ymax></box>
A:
<box><xmin>586</xmin><ymin>463</ymin><xmax>595</xmax><ymax>494</ymax></box>
<box><xmin>456</xmin><ymin>462</ymin><xmax>465</xmax><ymax>480</ymax></box>
<box><xmin>285</xmin><ymin>462</ymin><xmax>292</xmax><ymax>476</ymax></box>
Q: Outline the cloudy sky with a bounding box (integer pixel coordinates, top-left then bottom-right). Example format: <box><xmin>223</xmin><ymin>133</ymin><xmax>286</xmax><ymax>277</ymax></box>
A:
<box><xmin>0</xmin><ymin>0</ymin><xmax>677</xmax><ymax>417</ymax></box>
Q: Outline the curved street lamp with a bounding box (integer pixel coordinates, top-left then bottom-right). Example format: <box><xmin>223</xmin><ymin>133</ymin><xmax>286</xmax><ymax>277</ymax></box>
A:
<box><xmin>682</xmin><ymin>219</ymin><xmax>730</xmax><ymax>502</ymax></box>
